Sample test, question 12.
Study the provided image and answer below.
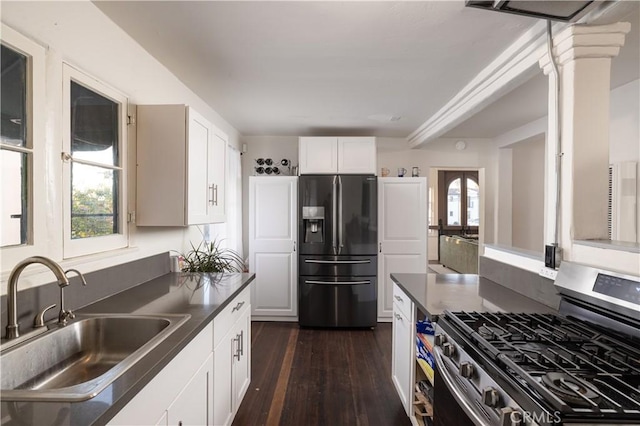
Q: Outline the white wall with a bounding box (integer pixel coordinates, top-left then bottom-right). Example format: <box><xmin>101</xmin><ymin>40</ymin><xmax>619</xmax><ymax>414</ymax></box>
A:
<box><xmin>511</xmin><ymin>136</ymin><xmax>545</xmax><ymax>252</ymax></box>
<box><xmin>1</xmin><ymin>2</ymin><xmax>241</xmax><ymax>292</ymax></box>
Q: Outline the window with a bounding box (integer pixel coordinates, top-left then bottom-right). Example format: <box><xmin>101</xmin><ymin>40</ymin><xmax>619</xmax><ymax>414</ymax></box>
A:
<box><xmin>62</xmin><ymin>64</ymin><xmax>128</xmax><ymax>257</ymax></box>
<box><xmin>1</xmin><ymin>44</ymin><xmax>29</xmax><ymax>247</ymax></box>
<box><xmin>438</xmin><ymin>170</ymin><xmax>479</xmax><ymax>234</ymax></box>
<box><xmin>1</xmin><ymin>25</ymin><xmax>46</xmax><ymax>271</ymax></box>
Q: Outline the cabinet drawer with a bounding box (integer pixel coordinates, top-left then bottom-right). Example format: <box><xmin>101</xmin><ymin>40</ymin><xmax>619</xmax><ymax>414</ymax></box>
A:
<box><xmin>392</xmin><ymin>283</ymin><xmax>413</xmax><ymax>320</ymax></box>
<box><xmin>214</xmin><ymin>286</ymin><xmax>251</xmax><ymax>348</ymax></box>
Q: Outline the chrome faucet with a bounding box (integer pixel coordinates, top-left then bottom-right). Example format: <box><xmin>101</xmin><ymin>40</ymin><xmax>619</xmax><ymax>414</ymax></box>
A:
<box><xmin>5</xmin><ymin>256</ymin><xmax>69</xmax><ymax>339</ymax></box>
<box><xmin>58</xmin><ymin>268</ymin><xmax>87</xmax><ymax>325</ymax></box>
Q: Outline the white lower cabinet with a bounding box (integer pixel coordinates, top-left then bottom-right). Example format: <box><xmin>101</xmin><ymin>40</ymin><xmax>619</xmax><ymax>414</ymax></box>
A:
<box><xmin>391</xmin><ymin>284</ymin><xmax>415</xmax><ymax>417</ymax></box>
<box><xmin>213</xmin><ymin>286</ymin><xmax>251</xmax><ymax>426</ymax></box>
<box><xmin>166</xmin><ymin>353</ymin><xmax>213</xmax><ymax>426</ymax></box>
<box><xmin>109</xmin><ymin>286</ymin><xmax>251</xmax><ymax>426</ymax></box>
<box><xmin>108</xmin><ymin>323</ymin><xmax>213</xmax><ymax>425</ymax></box>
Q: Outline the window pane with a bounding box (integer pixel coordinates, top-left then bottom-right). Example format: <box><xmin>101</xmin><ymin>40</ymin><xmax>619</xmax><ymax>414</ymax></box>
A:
<box><xmin>466</xmin><ymin>178</ymin><xmax>480</xmax><ymax>226</ymax></box>
<box><xmin>70</xmin><ymin>81</ymin><xmax>118</xmax><ymax>166</ymax></box>
<box><xmin>1</xmin><ymin>45</ymin><xmax>27</xmax><ymax>147</ymax></box>
<box><xmin>71</xmin><ymin>162</ymin><xmax>119</xmax><ymax>239</ymax></box>
<box><xmin>447</xmin><ymin>178</ymin><xmax>461</xmax><ymax>226</ymax></box>
<box><xmin>1</xmin><ymin>149</ymin><xmax>28</xmax><ymax>246</ymax></box>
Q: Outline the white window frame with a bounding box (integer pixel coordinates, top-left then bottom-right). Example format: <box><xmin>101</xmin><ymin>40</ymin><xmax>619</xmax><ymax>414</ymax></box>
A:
<box><xmin>62</xmin><ymin>64</ymin><xmax>129</xmax><ymax>258</ymax></box>
<box><xmin>0</xmin><ymin>25</ymin><xmax>47</xmax><ymax>272</ymax></box>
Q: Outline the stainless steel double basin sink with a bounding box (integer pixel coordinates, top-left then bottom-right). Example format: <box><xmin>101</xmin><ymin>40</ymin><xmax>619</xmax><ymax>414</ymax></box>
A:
<box><xmin>0</xmin><ymin>314</ymin><xmax>190</xmax><ymax>402</ymax></box>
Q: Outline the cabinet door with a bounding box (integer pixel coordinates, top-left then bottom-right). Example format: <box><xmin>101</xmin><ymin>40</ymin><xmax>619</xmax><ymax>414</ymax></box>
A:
<box><xmin>391</xmin><ymin>304</ymin><xmax>414</xmax><ymax>416</ymax></box>
<box><xmin>213</xmin><ymin>330</ymin><xmax>234</xmax><ymax>426</ymax></box>
<box><xmin>187</xmin><ymin>108</ymin><xmax>214</xmax><ymax>225</ymax></box>
<box><xmin>232</xmin><ymin>306</ymin><xmax>251</xmax><ymax>409</ymax></box>
<box><xmin>249</xmin><ymin>177</ymin><xmax>297</xmax><ymax>318</ymax></box>
<box><xmin>378</xmin><ymin>178</ymin><xmax>427</xmax><ymax>319</ymax></box>
<box><xmin>299</xmin><ymin>137</ymin><xmax>338</xmax><ymax>174</ymax></box>
<box><xmin>209</xmin><ymin>131</ymin><xmax>227</xmax><ymax>223</ymax></box>
<box><xmin>167</xmin><ymin>352</ymin><xmax>213</xmax><ymax>426</ymax></box>
<box><xmin>337</xmin><ymin>137</ymin><xmax>376</xmax><ymax>174</ymax></box>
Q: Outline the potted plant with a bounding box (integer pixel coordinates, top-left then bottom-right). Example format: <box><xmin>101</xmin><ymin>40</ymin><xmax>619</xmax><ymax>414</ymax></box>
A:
<box><xmin>178</xmin><ymin>239</ymin><xmax>245</xmax><ymax>273</ymax></box>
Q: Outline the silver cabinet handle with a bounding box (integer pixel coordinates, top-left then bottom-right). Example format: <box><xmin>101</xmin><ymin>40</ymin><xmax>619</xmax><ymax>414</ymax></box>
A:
<box><xmin>305</xmin><ymin>280</ymin><xmax>371</xmax><ymax>285</ymax></box>
<box><xmin>213</xmin><ymin>183</ymin><xmax>219</xmax><ymax>206</ymax></box>
<box><xmin>394</xmin><ymin>295</ymin><xmax>403</xmax><ymax>302</ymax></box>
<box><xmin>293</xmin><ymin>241</ymin><xmax>296</xmax><ymax>252</ymax></box>
<box><xmin>232</xmin><ymin>301</ymin><xmax>245</xmax><ymax>312</ymax></box>
<box><xmin>379</xmin><ymin>242</ymin><xmax>382</xmax><ymax>253</ymax></box>
<box><xmin>394</xmin><ymin>313</ymin><xmax>402</xmax><ymax>321</ymax></box>
<box><xmin>233</xmin><ymin>334</ymin><xmax>241</xmax><ymax>361</ymax></box>
<box><xmin>209</xmin><ymin>184</ymin><xmax>215</xmax><ymax>205</ymax></box>
<box><xmin>239</xmin><ymin>329</ymin><xmax>244</xmax><ymax>356</ymax></box>
<box><xmin>304</xmin><ymin>259</ymin><xmax>370</xmax><ymax>264</ymax></box>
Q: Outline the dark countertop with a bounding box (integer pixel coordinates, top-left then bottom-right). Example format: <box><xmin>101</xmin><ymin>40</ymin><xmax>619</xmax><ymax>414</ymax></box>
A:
<box><xmin>390</xmin><ymin>273</ymin><xmax>555</xmax><ymax>320</ymax></box>
<box><xmin>1</xmin><ymin>272</ymin><xmax>255</xmax><ymax>426</ymax></box>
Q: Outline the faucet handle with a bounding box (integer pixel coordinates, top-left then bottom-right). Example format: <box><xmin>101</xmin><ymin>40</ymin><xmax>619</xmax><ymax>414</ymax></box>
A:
<box><xmin>34</xmin><ymin>304</ymin><xmax>56</xmax><ymax>328</ymax></box>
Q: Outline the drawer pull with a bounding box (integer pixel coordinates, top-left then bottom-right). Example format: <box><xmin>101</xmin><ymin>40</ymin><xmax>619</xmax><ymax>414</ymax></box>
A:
<box><xmin>395</xmin><ymin>313</ymin><xmax>403</xmax><ymax>321</ymax></box>
<box><xmin>232</xmin><ymin>301</ymin><xmax>245</xmax><ymax>312</ymax></box>
<box><xmin>394</xmin><ymin>295</ymin><xmax>403</xmax><ymax>302</ymax></box>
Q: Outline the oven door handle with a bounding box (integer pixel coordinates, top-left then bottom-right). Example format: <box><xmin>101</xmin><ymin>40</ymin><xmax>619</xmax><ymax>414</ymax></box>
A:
<box><xmin>433</xmin><ymin>347</ymin><xmax>491</xmax><ymax>426</ymax></box>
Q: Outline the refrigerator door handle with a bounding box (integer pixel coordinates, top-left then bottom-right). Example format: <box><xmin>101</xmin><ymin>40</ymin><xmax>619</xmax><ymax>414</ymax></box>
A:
<box><xmin>305</xmin><ymin>280</ymin><xmax>371</xmax><ymax>286</ymax></box>
<box><xmin>338</xmin><ymin>175</ymin><xmax>344</xmax><ymax>251</ymax></box>
<box><xmin>304</xmin><ymin>259</ymin><xmax>371</xmax><ymax>264</ymax></box>
<box><xmin>332</xmin><ymin>175</ymin><xmax>338</xmax><ymax>253</ymax></box>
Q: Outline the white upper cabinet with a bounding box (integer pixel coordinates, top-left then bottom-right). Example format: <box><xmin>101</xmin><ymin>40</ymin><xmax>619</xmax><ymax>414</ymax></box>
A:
<box><xmin>337</xmin><ymin>137</ymin><xmax>377</xmax><ymax>174</ymax></box>
<box><xmin>299</xmin><ymin>137</ymin><xmax>376</xmax><ymax>174</ymax></box>
<box><xmin>136</xmin><ymin>105</ymin><xmax>226</xmax><ymax>226</ymax></box>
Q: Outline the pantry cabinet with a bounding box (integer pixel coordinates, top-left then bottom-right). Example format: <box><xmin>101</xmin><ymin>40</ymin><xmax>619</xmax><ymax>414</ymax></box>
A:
<box><xmin>298</xmin><ymin>137</ymin><xmax>376</xmax><ymax>174</ymax></box>
<box><xmin>377</xmin><ymin>178</ymin><xmax>428</xmax><ymax>320</ymax></box>
<box><xmin>249</xmin><ymin>176</ymin><xmax>298</xmax><ymax>320</ymax></box>
<box><xmin>136</xmin><ymin>104</ymin><xmax>226</xmax><ymax>226</ymax></box>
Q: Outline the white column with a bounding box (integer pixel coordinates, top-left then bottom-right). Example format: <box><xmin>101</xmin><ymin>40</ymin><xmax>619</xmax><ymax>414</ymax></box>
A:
<box><xmin>538</xmin><ymin>22</ymin><xmax>630</xmax><ymax>259</ymax></box>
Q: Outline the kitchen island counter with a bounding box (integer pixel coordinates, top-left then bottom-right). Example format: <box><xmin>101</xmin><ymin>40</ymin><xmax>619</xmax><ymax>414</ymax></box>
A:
<box><xmin>390</xmin><ymin>273</ymin><xmax>555</xmax><ymax>320</ymax></box>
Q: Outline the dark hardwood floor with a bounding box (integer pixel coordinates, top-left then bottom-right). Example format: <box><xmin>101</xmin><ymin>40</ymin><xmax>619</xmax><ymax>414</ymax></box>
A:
<box><xmin>233</xmin><ymin>322</ymin><xmax>411</xmax><ymax>426</ymax></box>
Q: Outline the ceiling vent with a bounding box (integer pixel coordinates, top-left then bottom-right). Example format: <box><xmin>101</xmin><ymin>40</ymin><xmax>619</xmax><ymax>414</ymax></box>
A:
<box><xmin>465</xmin><ymin>1</ymin><xmax>601</xmax><ymax>22</ymax></box>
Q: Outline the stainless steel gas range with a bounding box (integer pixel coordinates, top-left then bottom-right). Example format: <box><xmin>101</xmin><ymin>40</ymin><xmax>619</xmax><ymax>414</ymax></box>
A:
<box><xmin>433</xmin><ymin>262</ymin><xmax>640</xmax><ymax>425</ymax></box>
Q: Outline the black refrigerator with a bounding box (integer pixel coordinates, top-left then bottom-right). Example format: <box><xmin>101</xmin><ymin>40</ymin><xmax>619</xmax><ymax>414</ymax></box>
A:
<box><xmin>298</xmin><ymin>175</ymin><xmax>377</xmax><ymax>327</ymax></box>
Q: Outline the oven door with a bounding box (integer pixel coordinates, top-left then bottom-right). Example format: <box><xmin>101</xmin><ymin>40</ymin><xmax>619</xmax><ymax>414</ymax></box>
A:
<box><xmin>433</xmin><ymin>347</ymin><xmax>489</xmax><ymax>426</ymax></box>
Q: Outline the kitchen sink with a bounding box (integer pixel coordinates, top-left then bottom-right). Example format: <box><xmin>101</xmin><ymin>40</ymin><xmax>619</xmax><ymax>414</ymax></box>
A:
<box><xmin>0</xmin><ymin>314</ymin><xmax>190</xmax><ymax>402</ymax></box>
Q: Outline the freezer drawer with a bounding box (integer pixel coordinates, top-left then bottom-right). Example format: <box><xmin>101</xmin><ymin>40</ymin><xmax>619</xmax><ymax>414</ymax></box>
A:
<box><xmin>298</xmin><ymin>276</ymin><xmax>377</xmax><ymax>327</ymax></box>
<box><xmin>299</xmin><ymin>255</ymin><xmax>377</xmax><ymax>277</ymax></box>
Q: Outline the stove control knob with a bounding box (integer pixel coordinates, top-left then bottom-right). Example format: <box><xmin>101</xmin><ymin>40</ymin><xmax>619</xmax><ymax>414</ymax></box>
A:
<box><xmin>499</xmin><ymin>407</ymin><xmax>522</xmax><ymax>426</ymax></box>
<box><xmin>482</xmin><ymin>387</ymin><xmax>500</xmax><ymax>407</ymax></box>
<box><xmin>459</xmin><ymin>362</ymin><xmax>474</xmax><ymax>378</ymax></box>
<box><xmin>434</xmin><ymin>334</ymin><xmax>446</xmax><ymax>346</ymax></box>
<box><xmin>442</xmin><ymin>342</ymin><xmax>456</xmax><ymax>357</ymax></box>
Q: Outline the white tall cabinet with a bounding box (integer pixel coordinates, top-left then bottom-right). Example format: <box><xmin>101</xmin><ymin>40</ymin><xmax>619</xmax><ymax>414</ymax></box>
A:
<box><xmin>298</xmin><ymin>137</ymin><xmax>377</xmax><ymax>174</ymax></box>
<box><xmin>136</xmin><ymin>104</ymin><xmax>226</xmax><ymax>226</ymax></box>
<box><xmin>377</xmin><ymin>177</ymin><xmax>427</xmax><ymax>320</ymax></box>
<box><xmin>249</xmin><ymin>176</ymin><xmax>298</xmax><ymax>320</ymax></box>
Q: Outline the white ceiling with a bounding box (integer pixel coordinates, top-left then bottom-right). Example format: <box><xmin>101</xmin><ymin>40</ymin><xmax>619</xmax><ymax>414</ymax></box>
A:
<box><xmin>95</xmin><ymin>1</ymin><xmax>639</xmax><ymax>140</ymax></box>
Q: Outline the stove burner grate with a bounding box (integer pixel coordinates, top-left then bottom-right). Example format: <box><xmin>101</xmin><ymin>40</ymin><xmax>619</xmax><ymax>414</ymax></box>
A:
<box><xmin>541</xmin><ymin>372</ymin><xmax>601</xmax><ymax>407</ymax></box>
